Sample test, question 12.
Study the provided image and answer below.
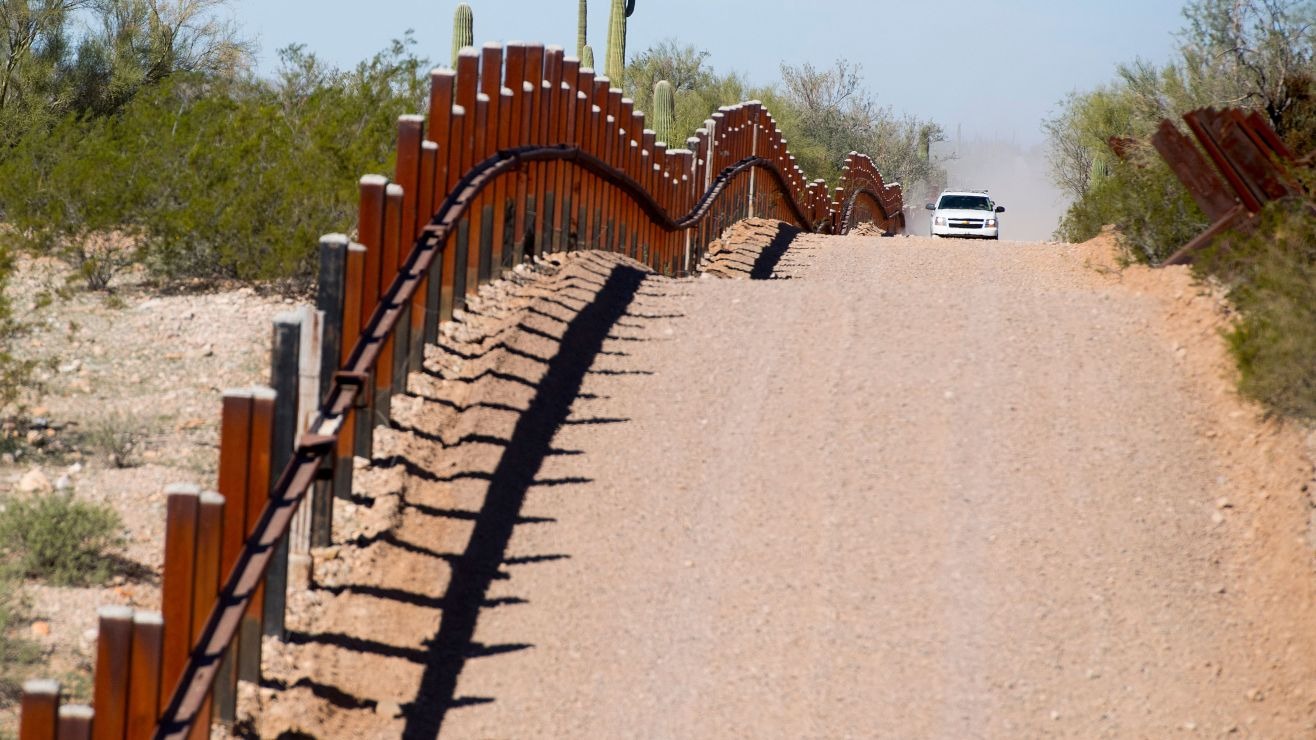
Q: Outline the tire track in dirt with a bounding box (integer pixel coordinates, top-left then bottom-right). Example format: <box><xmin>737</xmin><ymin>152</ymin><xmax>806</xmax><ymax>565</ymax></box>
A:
<box><xmin>242</xmin><ymin>226</ymin><xmax>1316</xmax><ymax>739</ymax></box>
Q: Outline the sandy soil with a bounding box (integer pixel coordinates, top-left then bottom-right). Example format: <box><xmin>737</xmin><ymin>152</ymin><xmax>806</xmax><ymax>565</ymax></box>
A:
<box><xmin>0</xmin><ymin>258</ymin><xmax>289</xmax><ymax>727</ymax></box>
<box><xmin>222</xmin><ymin>223</ymin><xmax>1316</xmax><ymax>739</ymax></box>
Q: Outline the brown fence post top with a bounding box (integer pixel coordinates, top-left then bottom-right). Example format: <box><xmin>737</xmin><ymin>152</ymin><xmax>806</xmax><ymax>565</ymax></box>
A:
<box><xmin>359</xmin><ymin>174</ymin><xmax>389</xmax><ymax>189</ymax></box>
<box><xmin>320</xmin><ymin>233</ymin><xmax>350</xmax><ymax>247</ymax></box>
<box><xmin>165</xmin><ymin>482</ymin><xmax>202</xmax><ymax>497</ymax></box>
<box><xmin>97</xmin><ymin>604</ymin><xmax>134</xmax><ymax>623</ymax></box>
<box><xmin>23</xmin><ymin>678</ymin><xmax>59</xmax><ymax>696</ymax></box>
<box><xmin>57</xmin><ymin>705</ymin><xmax>93</xmax><ymax>740</ymax></box>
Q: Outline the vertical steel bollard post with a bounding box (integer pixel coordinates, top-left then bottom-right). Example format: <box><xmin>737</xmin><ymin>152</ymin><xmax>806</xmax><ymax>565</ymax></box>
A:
<box><xmin>159</xmin><ymin>485</ymin><xmax>200</xmax><ymax>715</ymax></box>
<box><xmin>335</xmin><ymin>243</ymin><xmax>366</xmax><ymax>502</ymax></box>
<box><xmin>480</xmin><ymin>44</ymin><xmax>508</xmax><ymax>275</ymax></box>
<box><xmin>520</xmin><ymin>45</ymin><xmax>544</xmax><ymax>260</ymax></box>
<box><xmin>126</xmin><ymin>611</ymin><xmax>164</xmax><ymax>738</ymax></box>
<box><xmin>382</xmin><ymin>183</ymin><xmax>407</xmax><ymax>406</ymax></box>
<box><xmin>265</xmin><ymin>312</ymin><xmax>302</xmax><ymax>641</ymax></box>
<box><xmin>552</xmin><ymin>66</ymin><xmax>576</xmax><ymax>255</ymax></box>
<box><xmin>190</xmin><ymin>491</ymin><xmax>224</xmax><ymax>740</ymax></box>
<box><xmin>238</xmin><ymin>390</ymin><xmax>275</xmax><ymax>687</ymax></box>
<box><xmin>469</xmin><ymin>93</ymin><xmax>491</xmax><ymax>296</ymax></box>
<box><xmin>411</xmin><ymin>140</ymin><xmax>438</xmax><ymax>374</ymax></box>
<box><xmin>395</xmin><ymin>115</ymin><xmax>424</xmax><ymax>384</ymax></box>
<box><xmin>540</xmin><ymin>49</ymin><xmax>564</xmax><ymax>254</ymax></box>
<box><xmin>212</xmin><ymin>387</ymin><xmax>250</xmax><ymax>724</ymax></box>
<box><xmin>291</xmin><ymin>306</ymin><xmax>323</xmax><ymax>586</ymax></box>
<box><xmin>453</xmin><ymin>50</ymin><xmax>480</xmax><ymax>310</ymax></box>
<box><xmin>20</xmin><ymin>679</ymin><xmax>60</xmax><ymax>740</ymax></box>
<box><xmin>426</xmin><ymin>69</ymin><xmax>456</xmax><ymax>333</ymax></box>
<box><xmin>375</xmin><ymin>183</ymin><xmax>401</xmax><ymax>416</ymax></box>
<box><xmin>441</xmin><ymin>104</ymin><xmax>466</xmax><ymax>321</ymax></box>
<box><xmin>315</xmin><ymin>235</ymin><xmax>348</xmax><ymax>528</ymax></box>
<box><xmin>56</xmin><ymin>705</ymin><xmax>92</xmax><ymax>740</ymax></box>
<box><xmin>91</xmin><ymin>605</ymin><xmax>133</xmax><ymax>740</ymax></box>
<box><xmin>355</xmin><ymin>176</ymin><xmax>388</xmax><ymax>459</ymax></box>
<box><xmin>504</xmin><ymin>44</ymin><xmax>528</xmax><ymax>262</ymax></box>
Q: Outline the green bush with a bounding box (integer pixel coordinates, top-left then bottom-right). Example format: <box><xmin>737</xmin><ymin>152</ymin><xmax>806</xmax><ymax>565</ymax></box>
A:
<box><xmin>0</xmin><ymin>37</ymin><xmax>429</xmax><ymax>287</ymax></box>
<box><xmin>0</xmin><ymin>493</ymin><xmax>123</xmax><ymax>587</ymax></box>
<box><xmin>1056</xmin><ymin>147</ymin><xmax>1209</xmax><ymax>263</ymax></box>
<box><xmin>0</xmin><ymin>245</ymin><xmax>31</xmax><ymax>415</ymax></box>
<box><xmin>0</xmin><ymin>575</ymin><xmax>41</xmax><ymax>710</ymax></box>
<box><xmin>1198</xmin><ymin>201</ymin><xmax>1316</xmax><ymax>420</ymax></box>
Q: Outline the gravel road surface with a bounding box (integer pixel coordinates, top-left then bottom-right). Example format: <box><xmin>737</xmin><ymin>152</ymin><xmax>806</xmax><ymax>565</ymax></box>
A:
<box><xmin>254</xmin><ymin>229</ymin><xmax>1316</xmax><ymax>739</ymax></box>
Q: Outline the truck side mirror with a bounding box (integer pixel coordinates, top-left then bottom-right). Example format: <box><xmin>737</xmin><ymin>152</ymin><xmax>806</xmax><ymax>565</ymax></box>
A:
<box><xmin>995</xmin><ymin>206</ymin><xmax>1006</xmax><ymax>213</ymax></box>
<box><xmin>925</xmin><ymin>203</ymin><xmax>936</xmax><ymax>210</ymax></box>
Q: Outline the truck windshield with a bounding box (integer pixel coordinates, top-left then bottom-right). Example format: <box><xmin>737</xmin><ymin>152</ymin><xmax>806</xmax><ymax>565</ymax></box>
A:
<box><xmin>938</xmin><ymin>195</ymin><xmax>992</xmax><ymax>211</ymax></box>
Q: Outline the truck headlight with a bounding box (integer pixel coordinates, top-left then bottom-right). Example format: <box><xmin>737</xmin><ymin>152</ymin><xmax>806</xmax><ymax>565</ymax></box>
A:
<box><xmin>934</xmin><ymin>216</ymin><xmax>946</xmax><ymax>226</ymax></box>
<box><xmin>986</xmin><ymin>219</ymin><xmax>997</xmax><ymax>227</ymax></box>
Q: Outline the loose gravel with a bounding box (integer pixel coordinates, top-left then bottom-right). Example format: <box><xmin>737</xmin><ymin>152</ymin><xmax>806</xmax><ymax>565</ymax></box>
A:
<box><xmin>245</xmin><ymin>227</ymin><xmax>1316</xmax><ymax>738</ymax></box>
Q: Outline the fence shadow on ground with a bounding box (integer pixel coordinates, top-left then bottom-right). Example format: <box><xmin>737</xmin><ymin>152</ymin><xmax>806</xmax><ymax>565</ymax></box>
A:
<box><xmin>702</xmin><ymin>221</ymin><xmax>807</xmax><ymax>280</ymax></box>
<box><xmin>250</xmin><ymin>253</ymin><xmax>675</xmax><ymax>739</ymax></box>
<box><xmin>398</xmin><ymin>259</ymin><xmax>651</xmax><ymax>738</ymax></box>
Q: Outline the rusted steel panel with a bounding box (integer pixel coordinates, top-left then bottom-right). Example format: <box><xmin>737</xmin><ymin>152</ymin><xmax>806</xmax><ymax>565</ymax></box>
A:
<box><xmin>1161</xmin><ymin>203</ymin><xmax>1250</xmax><ymax>266</ymax></box>
<box><xmin>1151</xmin><ymin>119</ymin><xmax>1237</xmax><ymax>221</ymax></box>
<box><xmin>1184</xmin><ymin>109</ymin><xmax>1264</xmax><ymax>213</ymax></box>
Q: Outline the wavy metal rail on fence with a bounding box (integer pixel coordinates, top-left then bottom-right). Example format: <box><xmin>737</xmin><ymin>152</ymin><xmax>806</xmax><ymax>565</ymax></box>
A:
<box><xmin>14</xmin><ymin>40</ymin><xmax>905</xmax><ymax>740</ymax></box>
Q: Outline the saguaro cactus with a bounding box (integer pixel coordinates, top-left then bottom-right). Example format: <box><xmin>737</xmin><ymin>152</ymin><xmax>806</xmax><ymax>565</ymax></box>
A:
<box><xmin>1090</xmin><ymin>154</ymin><xmax>1110</xmax><ymax>185</ymax></box>
<box><xmin>577</xmin><ymin>0</ymin><xmax>588</xmax><ymax>59</ymax></box>
<box><xmin>451</xmin><ymin>3</ymin><xmax>474</xmax><ymax>68</ymax></box>
<box><xmin>606</xmin><ymin>0</ymin><xmax>629</xmax><ymax>84</ymax></box>
<box><xmin>581</xmin><ymin>45</ymin><xmax>596</xmax><ymax>70</ymax></box>
<box><xmin>653</xmin><ymin>80</ymin><xmax>675</xmax><ymax>145</ymax></box>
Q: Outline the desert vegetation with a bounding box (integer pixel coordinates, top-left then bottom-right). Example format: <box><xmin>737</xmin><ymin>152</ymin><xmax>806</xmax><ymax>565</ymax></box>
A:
<box><xmin>1045</xmin><ymin>0</ymin><xmax>1316</xmax><ymax>420</ymax></box>
<box><xmin>0</xmin><ymin>1</ymin><xmax>939</xmax><ymax>404</ymax></box>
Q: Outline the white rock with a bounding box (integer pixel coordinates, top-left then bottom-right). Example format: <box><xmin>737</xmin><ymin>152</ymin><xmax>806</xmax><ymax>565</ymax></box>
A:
<box><xmin>17</xmin><ymin>468</ymin><xmax>52</xmax><ymax>494</ymax></box>
<box><xmin>54</xmin><ymin>474</ymin><xmax>71</xmax><ymax>491</ymax></box>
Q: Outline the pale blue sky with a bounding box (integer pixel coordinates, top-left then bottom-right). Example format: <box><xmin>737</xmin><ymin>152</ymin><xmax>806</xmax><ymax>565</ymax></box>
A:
<box><xmin>228</xmin><ymin>0</ymin><xmax>1189</xmax><ymax>146</ymax></box>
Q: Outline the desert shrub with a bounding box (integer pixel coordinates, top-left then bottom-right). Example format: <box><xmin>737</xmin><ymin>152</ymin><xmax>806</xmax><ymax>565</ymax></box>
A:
<box><xmin>624</xmin><ymin>41</ymin><xmax>943</xmax><ymax>189</ymax></box>
<box><xmin>0</xmin><ymin>37</ymin><xmax>428</xmax><ymax>288</ymax></box>
<box><xmin>81</xmin><ymin>413</ymin><xmax>145</xmax><ymax>469</ymax></box>
<box><xmin>0</xmin><ymin>575</ymin><xmax>41</xmax><ymax>710</ymax></box>
<box><xmin>1197</xmin><ymin>200</ymin><xmax>1316</xmax><ymax>419</ymax></box>
<box><xmin>0</xmin><ymin>493</ymin><xmax>123</xmax><ymax>587</ymax></box>
<box><xmin>1056</xmin><ymin>148</ymin><xmax>1208</xmax><ymax>262</ymax></box>
<box><xmin>0</xmin><ymin>244</ymin><xmax>31</xmax><ymax>413</ymax></box>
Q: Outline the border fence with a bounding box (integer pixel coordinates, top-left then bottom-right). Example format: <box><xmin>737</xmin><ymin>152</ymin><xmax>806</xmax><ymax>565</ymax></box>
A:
<box><xmin>1115</xmin><ymin>106</ymin><xmax>1303</xmax><ymax>266</ymax></box>
<box><xmin>17</xmin><ymin>40</ymin><xmax>903</xmax><ymax>740</ymax></box>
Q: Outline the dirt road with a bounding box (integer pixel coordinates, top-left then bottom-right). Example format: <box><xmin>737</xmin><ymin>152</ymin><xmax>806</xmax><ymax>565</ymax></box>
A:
<box><xmin>252</xmin><ymin>225</ymin><xmax>1316</xmax><ymax>738</ymax></box>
